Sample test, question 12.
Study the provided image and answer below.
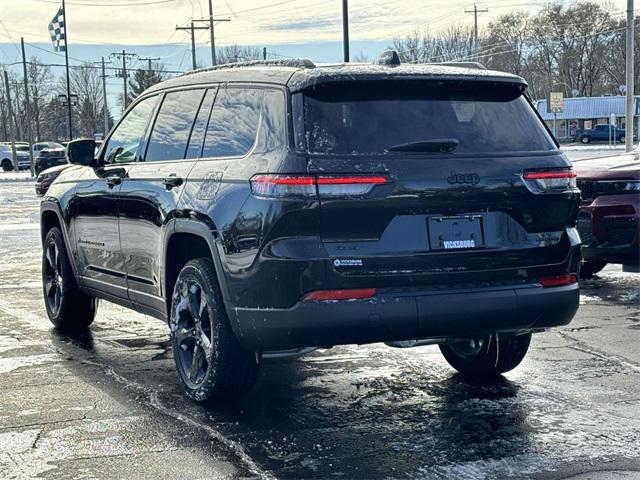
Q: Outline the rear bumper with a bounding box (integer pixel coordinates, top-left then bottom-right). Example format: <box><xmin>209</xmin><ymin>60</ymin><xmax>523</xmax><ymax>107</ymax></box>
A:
<box><xmin>579</xmin><ymin>193</ymin><xmax>639</xmax><ymax>266</ymax></box>
<box><xmin>227</xmin><ymin>282</ymin><xmax>579</xmax><ymax>351</ymax></box>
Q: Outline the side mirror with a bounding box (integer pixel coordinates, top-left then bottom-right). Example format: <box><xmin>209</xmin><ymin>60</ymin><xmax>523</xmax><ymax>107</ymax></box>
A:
<box><xmin>66</xmin><ymin>139</ymin><xmax>96</xmax><ymax>167</ymax></box>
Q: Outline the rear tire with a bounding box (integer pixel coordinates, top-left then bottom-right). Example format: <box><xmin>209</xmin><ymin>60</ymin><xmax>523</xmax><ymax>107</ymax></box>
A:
<box><xmin>439</xmin><ymin>332</ymin><xmax>531</xmax><ymax>378</ymax></box>
<box><xmin>580</xmin><ymin>136</ymin><xmax>590</xmax><ymax>144</ymax></box>
<box><xmin>170</xmin><ymin>258</ymin><xmax>259</xmax><ymax>403</ymax></box>
<box><xmin>42</xmin><ymin>227</ymin><xmax>97</xmax><ymax>330</ymax></box>
<box><xmin>580</xmin><ymin>259</ymin><xmax>607</xmax><ymax>278</ymax></box>
<box><xmin>1</xmin><ymin>159</ymin><xmax>12</xmax><ymax>171</ymax></box>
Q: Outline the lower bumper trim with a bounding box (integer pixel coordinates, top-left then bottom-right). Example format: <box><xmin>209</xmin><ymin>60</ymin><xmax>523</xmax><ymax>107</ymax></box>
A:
<box><xmin>227</xmin><ymin>283</ymin><xmax>579</xmax><ymax>351</ymax></box>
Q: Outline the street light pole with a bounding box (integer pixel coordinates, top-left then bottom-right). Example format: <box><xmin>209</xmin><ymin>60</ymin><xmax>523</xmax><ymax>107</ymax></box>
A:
<box><xmin>625</xmin><ymin>0</ymin><xmax>635</xmax><ymax>152</ymax></box>
<box><xmin>342</xmin><ymin>0</ymin><xmax>349</xmax><ymax>62</ymax></box>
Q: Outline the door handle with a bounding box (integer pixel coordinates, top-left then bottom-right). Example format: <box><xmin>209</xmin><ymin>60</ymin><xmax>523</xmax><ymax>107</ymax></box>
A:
<box><xmin>105</xmin><ymin>175</ymin><xmax>122</xmax><ymax>188</ymax></box>
<box><xmin>162</xmin><ymin>175</ymin><xmax>183</xmax><ymax>190</ymax></box>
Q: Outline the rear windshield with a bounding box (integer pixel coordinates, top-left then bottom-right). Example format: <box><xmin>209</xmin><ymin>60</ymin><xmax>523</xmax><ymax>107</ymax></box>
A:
<box><xmin>299</xmin><ymin>80</ymin><xmax>556</xmax><ymax>155</ymax></box>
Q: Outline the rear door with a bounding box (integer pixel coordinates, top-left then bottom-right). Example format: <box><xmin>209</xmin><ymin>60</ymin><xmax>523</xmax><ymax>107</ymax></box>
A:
<box><xmin>119</xmin><ymin>87</ymin><xmax>213</xmax><ymax>315</ymax></box>
<box><xmin>297</xmin><ymin>79</ymin><xmax>579</xmax><ymax>287</ymax></box>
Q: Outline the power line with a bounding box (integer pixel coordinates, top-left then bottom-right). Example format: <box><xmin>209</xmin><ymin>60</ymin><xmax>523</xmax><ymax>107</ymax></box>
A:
<box><xmin>110</xmin><ymin>50</ymin><xmax>137</xmax><ymax>108</ymax></box>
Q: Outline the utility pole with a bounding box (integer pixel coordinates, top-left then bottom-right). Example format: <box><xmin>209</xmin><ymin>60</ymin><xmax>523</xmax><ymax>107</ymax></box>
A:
<box><xmin>342</xmin><ymin>0</ymin><xmax>350</xmax><ymax>62</ymax></box>
<box><xmin>465</xmin><ymin>3</ymin><xmax>488</xmax><ymax>52</ymax></box>
<box><xmin>140</xmin><ymin>56</ymin><xmax>160</xmax><ymax>72</ymax></box>
<box><xmin>176</xmin><ymin>22</ymin><xmax>210</xmax><ymax>70</ymax></box>
<box><xmin>625</xmin><ymin>0</ymin><xmax>635</xmax><ymax>152</ymax></box>
<box><xmin>110</xmin><ymin>50</ymin><xmax>137</xmax><ymax>109</ymax></box>
<box><xmin>20</xmin><ymin>38</ymin><xmax>34</xmax><ymax>176</ymax></box>
<box><xmin>3</xmin><ymin>70</ymin><xmax>18</xmax><ymax>172</ymax></box>
<box><xmin>263</xmin><ymin>47</ymin><xmax>267</xmax><ymax>60</ymax></box>
<box><xmin>191</xmin><ymin>18</ymin><xmax>229</xmax><ymax>67</ymax></box>
<box><xmin>100</xmin><ymin>57</ymin><xmax>110</xmax><ymax>136</ymax></box>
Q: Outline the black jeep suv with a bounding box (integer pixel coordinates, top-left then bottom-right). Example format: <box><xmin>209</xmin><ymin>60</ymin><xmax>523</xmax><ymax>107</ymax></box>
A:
<box><xmin>40</xmin><ymin>56</ymin><xmax>581</xmax><ymax>403</ymax></box>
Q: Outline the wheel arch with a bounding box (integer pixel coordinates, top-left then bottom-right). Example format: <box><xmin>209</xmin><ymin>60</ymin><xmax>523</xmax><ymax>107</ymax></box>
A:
<box><xmin>163</xmin><ymin>219</ymin><xmax>231</xmax><ymax>316</ymax></box>
<box><xmin>40</xmin><ymin>201</ymin><xmax>80</xmax><ymax>278</ymax></box>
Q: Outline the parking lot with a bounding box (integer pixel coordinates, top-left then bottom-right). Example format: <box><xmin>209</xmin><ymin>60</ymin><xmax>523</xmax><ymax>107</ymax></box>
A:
<box><xmin>0</xmin><ymin>150</ymin><xmax>639</xmax><ymax>479</ymax></box>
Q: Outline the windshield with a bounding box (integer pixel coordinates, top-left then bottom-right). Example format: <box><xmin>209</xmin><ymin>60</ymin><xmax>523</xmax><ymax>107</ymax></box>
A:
<box><xmin>300</xmin><ymin>80</ymin><xmax>556</xmax><ymax>155</ymax></box>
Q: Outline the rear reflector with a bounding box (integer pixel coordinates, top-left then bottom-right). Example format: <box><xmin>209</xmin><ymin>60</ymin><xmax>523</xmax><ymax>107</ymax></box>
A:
<box><xmin>302</xmin><ymin>288</ymin><xmax>377</xmax><ymax>302</ymax></box>
<box><xmin>251</xmin><ymin>174</ymin><xmax>389</xmax><ymax>198</ymax></box>
<box><xmin>523</xmin><ymin>169</ymin><xmax>577</xmax><ymax>192</ymax></box>
<box><xmin>539</xmin><ymin>274</ymin><xmax>578</xmax><ymax>288</ymax></box>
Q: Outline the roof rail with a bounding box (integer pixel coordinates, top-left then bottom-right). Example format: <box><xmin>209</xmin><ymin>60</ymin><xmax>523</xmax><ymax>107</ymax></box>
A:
<box><xmin>180</xmin><ymin>58</ymin><xmax>316</xmax><ymax>77</ymax></box>
<box><xmin>434</xmin><ymin>61</ymin><xmax>487</xmax><ymax>70</ymax></box>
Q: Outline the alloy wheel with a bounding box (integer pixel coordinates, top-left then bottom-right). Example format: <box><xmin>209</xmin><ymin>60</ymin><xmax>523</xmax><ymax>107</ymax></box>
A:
<box><xmin>172</xmin><ymin>280</ymin><xmax>214</xmax><ymax>387</ymax></box>
<box><xmin>43</xmin><ymin>241</ymin><xmax>63</xmax><ymax>316</ymax></box>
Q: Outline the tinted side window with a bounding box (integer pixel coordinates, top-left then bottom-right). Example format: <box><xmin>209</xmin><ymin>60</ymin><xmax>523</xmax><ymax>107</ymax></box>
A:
<box><xmin>185</xmin><ymin>88</ymin><xmax>217</xmax><ymax>159</ymax></box>
<box><xmin>202</xmin><ymin>87</ymin><xmax>262</xmax><ymax>158</ymax></box>
<box><xmin>104</xmin><ymin>95</ymin><xmax>158</xmax><ymax>164</ymax></box>
<box><xmin>145</xmin><ymin>89</ymin><xmax>205</xmax><ymax>162</ymax></box>
<box><xmin>254</xmin><ymin>89</ymin><xmax>287</xmax><ymax>154</ymax></box>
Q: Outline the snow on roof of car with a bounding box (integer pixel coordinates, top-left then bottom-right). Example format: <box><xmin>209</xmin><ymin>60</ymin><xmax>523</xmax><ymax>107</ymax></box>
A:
<box><xmin>144</xmin><ymin>60</ymin><xmax>526</xmax><ymax>97</ymax></box>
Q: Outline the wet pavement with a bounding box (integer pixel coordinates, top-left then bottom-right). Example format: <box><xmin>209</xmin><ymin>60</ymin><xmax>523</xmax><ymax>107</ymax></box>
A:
<box><xmin>0</xmin><ymin>180</ymin><xmax>639</xmax><ymax>480</ymax></box>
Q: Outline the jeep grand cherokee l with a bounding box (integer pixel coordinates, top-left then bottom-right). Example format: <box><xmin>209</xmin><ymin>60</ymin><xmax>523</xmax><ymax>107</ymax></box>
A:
<box><xmin>40</xmin><ymin>56</ymin><xmax>581</xmax><ymax>403</ymax></box>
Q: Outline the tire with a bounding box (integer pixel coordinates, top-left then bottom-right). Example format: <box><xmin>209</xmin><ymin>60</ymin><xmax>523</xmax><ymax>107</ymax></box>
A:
<box><xmin>439</xmin><ymin>332</ymin><xmax>532</xmax><ymax>378</ymax></box>
<box><xmin>1</xmin><ymin>159</ymin><xmax>12</xmax><ymax>171</ymax></box>
<box><xmin>580</xmin><ymin>259</ymin><xmax>607</xmax><ymax>278</ymax></box>
<box><xmin>170</xmin><ymin>258</ymin><xmax>259</xmax><ymax>403</ymax></box>
<box><xmin>580</xmin><ymin>136</ymin><xmax>590</xmax><ymax>144</ymax></box>
<box><xmin>42</xmin><ymin>227</ymin><xmax>97</xmax><ymax>330</ymax></box>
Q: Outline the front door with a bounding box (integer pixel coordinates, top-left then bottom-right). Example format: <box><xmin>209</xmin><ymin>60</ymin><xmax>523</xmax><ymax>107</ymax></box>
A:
<box><xmin>69</xmin><ymin>95</ymin><xmax>160</xmax><ymax>299</ymax></box>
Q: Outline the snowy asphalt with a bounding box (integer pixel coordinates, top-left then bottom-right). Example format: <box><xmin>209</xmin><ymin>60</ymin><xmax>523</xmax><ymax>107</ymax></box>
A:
<box><xmin>0</xmin><ymin>154</ymin><xmax>639</xmax><ymax>479</ymax></box>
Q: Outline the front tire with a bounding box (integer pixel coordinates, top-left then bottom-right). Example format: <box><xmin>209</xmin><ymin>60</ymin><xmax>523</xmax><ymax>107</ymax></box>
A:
<box><xmin>580</xmin><ymin>136</ymin><xmax>590</xmax><ymax>144</ymax></box>
<box><xmin>439</xmin><ymin>333</ymin><xmax>532</xmax><ymax>378</ymax></box>
<box><xmin>170</xmin><ymin>258</ymin><xmax>259</xmax><ymax>403</ymax></box>
<box><xmin>42</xmin><ymin>227</ymin><xmax>97</xmax><ymax>330</ymax></box>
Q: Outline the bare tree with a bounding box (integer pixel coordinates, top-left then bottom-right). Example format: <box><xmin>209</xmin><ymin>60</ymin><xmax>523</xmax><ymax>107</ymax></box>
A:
<box><xmin>216</xmin><ymin>45</ymin><xmax>263</xmax><ymax>64</ymax></box>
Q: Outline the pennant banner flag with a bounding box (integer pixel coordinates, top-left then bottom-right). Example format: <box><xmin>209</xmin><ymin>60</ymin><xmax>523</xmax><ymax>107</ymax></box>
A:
<box><xmin>48</xmin><ymin>6</ymin><xmax>66</xmax><ymax>52</ymax></box>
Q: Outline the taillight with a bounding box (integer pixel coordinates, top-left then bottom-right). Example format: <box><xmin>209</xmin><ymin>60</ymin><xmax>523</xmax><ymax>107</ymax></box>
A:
<box><xmin>539</xmin><ymin>274</ymin><xmax>577</xmax><ymax>288</ymax></box>
<box><xmin>250</xmin><ymin>174</ymin><xmax>389</xmax><ymax>198</ymax></box>
<box><xmin>523</xmin><ymin>169</ymin><xmax>577</xmax><ymax>193</ymax></box>
<box><xmin>251</xmin><ymin>175</ymin><xmax>316</xmax><ymax>197</ymax></box>
<box><xmin>302</xmin><ymin>288</ymin><xmax>377</xmax><ymax>302</ymax></box>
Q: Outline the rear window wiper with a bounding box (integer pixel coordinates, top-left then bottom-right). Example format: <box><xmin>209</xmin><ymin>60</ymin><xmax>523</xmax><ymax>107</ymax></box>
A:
<box><xmin>385</xmin><ymin>138</ymin><xmax>459</xmax><ymax>153</ymax></box>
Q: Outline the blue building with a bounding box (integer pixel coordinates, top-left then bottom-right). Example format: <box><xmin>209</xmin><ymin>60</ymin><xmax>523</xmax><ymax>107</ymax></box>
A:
<box><xmin>536</xmin><ymin>95</ymin><xmax>640</xmax><ymax>141</ymax></box>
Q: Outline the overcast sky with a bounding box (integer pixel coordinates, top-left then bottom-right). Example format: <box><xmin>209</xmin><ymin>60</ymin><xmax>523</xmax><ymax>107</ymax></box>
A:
<box><xmin>1</xmin><ymin>0</ymin><xmax>629</xmax><ymax>54</ymax></box>
<box><xmin>0</xmin><ymin>0</ymin><xmax>630</xmax><ymax>119</ymax></box>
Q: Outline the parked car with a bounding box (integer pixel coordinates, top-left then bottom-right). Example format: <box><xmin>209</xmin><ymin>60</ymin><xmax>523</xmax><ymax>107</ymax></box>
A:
<box><xmin>33</xmin><ymin>141</ymin><xmax>64</xmax><ymax>157</ymax></box>
<box><xmin>574</xmin><ymin>147</ymin><xmax>640</xmax><ymax>276</ymax></box>
<box><xmin>575</xmin><ymin>124</ymin><xmax>630</xmax><ymax>144</ymax></box>
<box><xmin>1</xmin><ymin>143</ymin><xmax>31</xmax><ymax>171</ymax></box>
<box><xmin>35</xmin><ymin>164</ymin><xmax>72</xmax><ymax>196</ymax></box>
<box><xmin>40</xmin><ymin>56</ymin><xmax>581</xmax><ymax>403</ymax></box>
<box><xmin>35</xmin><ymin>147</ymin><xmax>67</xmax><ymax>174</ymax></box>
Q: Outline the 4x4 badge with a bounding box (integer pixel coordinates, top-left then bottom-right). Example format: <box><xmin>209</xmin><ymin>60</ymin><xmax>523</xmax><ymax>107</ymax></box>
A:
<box><xmin>447</xmin><ymin>172</ymin><xmax>480</xmax><ymax>185</ymax></box>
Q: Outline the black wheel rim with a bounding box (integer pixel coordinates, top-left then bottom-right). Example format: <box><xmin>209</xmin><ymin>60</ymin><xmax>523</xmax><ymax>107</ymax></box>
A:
<box><xmin>172</xmin><ymin>280</ymin><xmax>214</xmax><ymax>388</ymax></box>
<box><xmin>43</xmin><ymin>241</ymin><xmax>63</xmax><ymax>316</ymax></box>
<box><xmin>449</xmin><ymin>337</ymin><xmax>488</xmax><ymax>358</ymax></box>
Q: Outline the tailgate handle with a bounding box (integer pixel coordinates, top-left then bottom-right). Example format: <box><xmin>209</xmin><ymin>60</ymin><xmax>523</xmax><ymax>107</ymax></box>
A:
<box><xmin>162</xmin><ymin>175</ymin><xmax>183</xmax><ymax>190</ymax></box>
